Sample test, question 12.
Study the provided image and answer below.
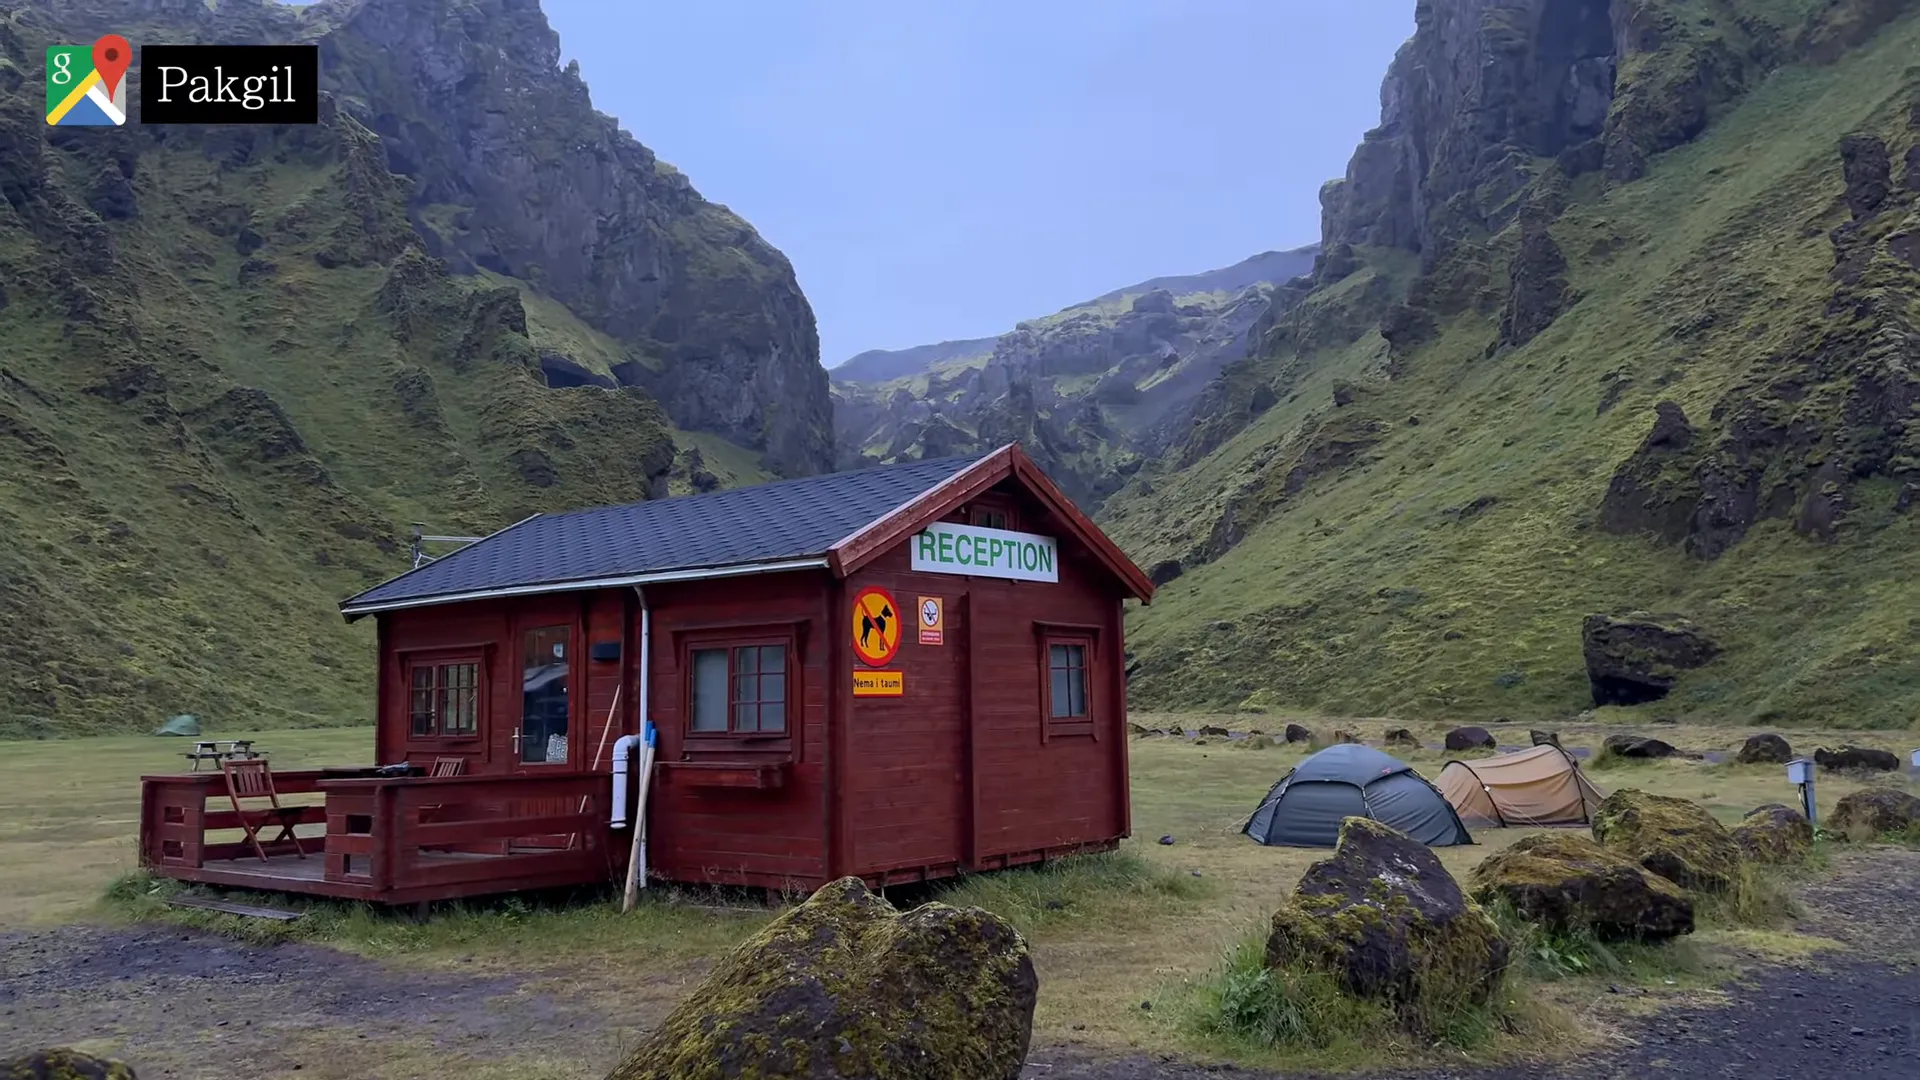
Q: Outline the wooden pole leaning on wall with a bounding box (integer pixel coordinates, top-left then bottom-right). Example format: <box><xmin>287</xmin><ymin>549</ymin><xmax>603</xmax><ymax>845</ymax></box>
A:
<box><xmin>567</xmin><ymin>686</ymin><xmax>620</xmax><ymax>851</ymax></box>
<box><xmin>620</xmin><ymin>723</ymin><xmax>656</xmax><ymax>913</ymax></box>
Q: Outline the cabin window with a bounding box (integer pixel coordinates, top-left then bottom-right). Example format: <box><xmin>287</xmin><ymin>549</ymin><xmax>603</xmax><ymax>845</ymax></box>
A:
<box><xmin>688</xmin><ymin>641</ymin><xmax>789</xmax><ymax>736</ymax></box>
<box><xmin>972</xmin><ymin>505</ymin><xmax>1011</xmax><ymax>530</ymax></box>
<box><xmin>1048</xmin><ymin>642</ymin><xmax>1089</xmax><ymax>719</ymax></box>
<box><xmin>1035</xmin><ymin>625</ymin><xmax>1097</xmax><ymax>739</ymax></box>
<box><xmin>407</xmin><ymin>659</ymin><xmax>480</xmax><ymax>738</ymax></box>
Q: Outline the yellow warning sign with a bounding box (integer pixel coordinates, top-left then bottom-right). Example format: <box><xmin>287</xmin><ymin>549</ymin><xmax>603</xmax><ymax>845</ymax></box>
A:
<box><xmin>917</xmin><ymin>596</ymin><xmax>943</xmax><ymax>645</ymax></box>
<box><xmin>851</xmin><ymin>585</ymin><xmax>902</xmax><ymax>666</ymax></box>
<box><xmin>853</xmin><ymin>670</ymin><xmax>904</xmax><ymax>697</ymax></box>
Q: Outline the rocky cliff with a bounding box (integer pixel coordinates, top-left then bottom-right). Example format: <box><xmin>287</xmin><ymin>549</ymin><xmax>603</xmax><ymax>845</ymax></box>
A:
<box><xmin>1107</xmin><ymin>0</ymin><xmax>1920</xmax><ymax>728</ymax></box>
<box><xmin>830</xmin><ymin>247</ymin><xmax>1319</xmax><ymax>510</ymax></box>
<box><xmin>0</xmin><ymin>0</ymin><xmax>821</xmax><ymax>733</ymax></box>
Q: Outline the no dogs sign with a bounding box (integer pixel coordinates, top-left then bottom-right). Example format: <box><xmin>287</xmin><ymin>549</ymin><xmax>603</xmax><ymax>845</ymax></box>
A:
<box><xmin>851</xmin><ymin>586</ymin><xmax>901</xmax><ymax>666</ymax></box>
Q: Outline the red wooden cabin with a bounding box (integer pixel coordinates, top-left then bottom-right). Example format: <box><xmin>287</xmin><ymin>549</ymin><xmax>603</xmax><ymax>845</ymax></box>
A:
<box><xmin>139</xmin><ymin>443</ymin><xmax>1155</xmax><ymax>903</ymax></box>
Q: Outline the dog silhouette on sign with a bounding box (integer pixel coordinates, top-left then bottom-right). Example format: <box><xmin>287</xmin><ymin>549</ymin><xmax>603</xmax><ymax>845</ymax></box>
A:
<box><xmin>859</xmin><ymin>601</ymin><xmax>894</xmax><ymax>650</ymax></box>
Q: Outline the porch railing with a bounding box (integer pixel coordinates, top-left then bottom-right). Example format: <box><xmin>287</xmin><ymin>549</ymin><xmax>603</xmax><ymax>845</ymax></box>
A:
<box><xmin>139</xmin><ymin>770</ymin><xmax>611</xmax><ymax>902</ymax></box>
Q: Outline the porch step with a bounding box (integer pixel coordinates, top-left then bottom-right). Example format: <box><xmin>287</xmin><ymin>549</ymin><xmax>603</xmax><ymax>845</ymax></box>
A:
<box><xmin>166</xmin><ymin>894</ymin><xmax>306</xmax><ymax>921</ymax></box>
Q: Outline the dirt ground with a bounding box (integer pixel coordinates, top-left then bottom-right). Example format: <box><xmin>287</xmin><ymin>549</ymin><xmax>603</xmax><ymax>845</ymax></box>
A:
<box><xmin>4</xmin><ymin>850</ymin><xmax>1917</xmax><ymax>1079</ymax></box>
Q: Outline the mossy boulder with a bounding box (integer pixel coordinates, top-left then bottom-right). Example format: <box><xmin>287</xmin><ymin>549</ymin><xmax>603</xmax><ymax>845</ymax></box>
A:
<box><xmin>2</xmin><ymin>1048</ymin><xmax>136</xmax><ymax>1079</ymax></box>
<box><xmin>1265</xmin><ymin>817</ymin><xmax>1508</xmax><ymax>1029</ymax></box>
<box><xmin>1591</xmin><ymin>789</ymin><xmax>1741</xmax><ymax>894</ymax></box>
<box><xmin>1469</xmin><ymin>832</ymin><xmax>1693</xmax><ymax>941</ymax></box>
<box><xmin>1827</xmin><ymin>789</ymin><xmax>1920</xmax><ymax>842</ymax></box>
<box><xmin>1444</xmin><ymin>726</ymin><xmax>1495</xmax><ymax>751</ymax></box>
<box><xmin>1384</xmin><ymin>727</ymin><xmax>1420</xmax><ymax>748</ymax></box>
<box><xmin>604</xmin><ymin>876</ymin><xmax>1036</xmax><ymax>1080</ymax></box>
<box><xmin>1331</xmin><ymin>728</ymin><xmax>1361</xmax><ymax>745</ymax></box>
<box><xmin>1813</xmin><ymin>745</ymin><xmax>1900</xmax><ymax>773</ymax></box>
<box><xmin>1736</xmin><ymin>733</ymin><xmax>1793</xmax><ymax>765</ymax></box>
<box><xmin>1730</xmin><ymin>804</ymin><xmax>1814</xmax><ymax>863</ymax></box>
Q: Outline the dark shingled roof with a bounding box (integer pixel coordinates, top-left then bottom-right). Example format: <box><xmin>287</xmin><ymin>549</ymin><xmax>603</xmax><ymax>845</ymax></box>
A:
<box><xmin>341</xmin><ymin>453</ymin><xmax>987</xmax><ymax>615</ymax></box>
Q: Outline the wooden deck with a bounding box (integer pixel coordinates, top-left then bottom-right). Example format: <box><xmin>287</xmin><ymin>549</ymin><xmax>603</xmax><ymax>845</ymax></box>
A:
<box><xmin>140</xmin><ymin>770</ymin><xmax>613</xmax><ymax>905</ymax></box>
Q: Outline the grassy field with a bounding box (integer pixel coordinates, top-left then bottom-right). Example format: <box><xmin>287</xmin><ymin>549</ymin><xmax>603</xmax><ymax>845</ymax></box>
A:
<box><xmin>4</xmin><ymin>714</ymin><xmax>1916</xmax><ymax>1077</ymax></box>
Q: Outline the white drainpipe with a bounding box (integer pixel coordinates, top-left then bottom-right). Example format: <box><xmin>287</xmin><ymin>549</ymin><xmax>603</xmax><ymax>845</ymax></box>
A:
<box><xmin>610</xmin><ymin>734</ymin><xmax>640</xmax><ymax>828</ymax></box>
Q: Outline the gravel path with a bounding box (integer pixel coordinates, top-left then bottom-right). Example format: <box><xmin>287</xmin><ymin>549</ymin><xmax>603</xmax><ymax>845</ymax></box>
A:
<box><xmin>0</xmin><ymin>924</ymin><xmax>613</xmax><ymax>1077</ymax></box>
<box><xmin>1022</xmin><ymin>847</ymin><xmax>1920</xmax><ymax>1080</ymax></box>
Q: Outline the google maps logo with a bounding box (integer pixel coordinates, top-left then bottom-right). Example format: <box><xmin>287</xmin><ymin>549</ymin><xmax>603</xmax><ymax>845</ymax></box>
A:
<box><xmin>46</xmin><ymin>35</ymin><xmax>132</xmax><ymax>127</ymax></box>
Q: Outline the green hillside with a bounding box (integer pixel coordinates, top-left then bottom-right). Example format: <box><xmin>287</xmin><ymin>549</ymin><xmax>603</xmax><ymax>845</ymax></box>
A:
<box><xmin>0</xmin><ymin>2</ymin><xmax>782</xmax><ymax>736</ymax></box>
<box><xmin>1110</xmin><ymin>1</ymin><xmax>1920</xmax><ymax>730</ymax></box>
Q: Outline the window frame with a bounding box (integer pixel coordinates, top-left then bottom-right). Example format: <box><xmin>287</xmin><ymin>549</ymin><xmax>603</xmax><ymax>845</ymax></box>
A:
<box><xmin>969</xmin><ymin>502</ymin><xmax>1015</xmax><ymax>531</ymax></box>
<box><xmin>399</xmin><ymin>648</ymin><xmax>488</xmax><ymax>746</ymax></box>
<box><xmin>1033</xmin><ymin>622</ymin><xmax>1100</xmax><ymax>741</ymax></box>
<box><xmin>678</xmin><ymin>624</ymin><xmax>801</xmax><ymax>754</ymax></box>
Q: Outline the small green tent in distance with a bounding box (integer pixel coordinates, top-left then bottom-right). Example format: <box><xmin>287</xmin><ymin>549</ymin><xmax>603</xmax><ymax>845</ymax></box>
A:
<box><xmin>1243</xmin><ymin>743</ymin><xmax>1473</xmax><ymax>847</ymax></box>
<box><xmin>153</xmin><ymin>714</ymin><xmax>201</xmax><ymax>737</ymax></box>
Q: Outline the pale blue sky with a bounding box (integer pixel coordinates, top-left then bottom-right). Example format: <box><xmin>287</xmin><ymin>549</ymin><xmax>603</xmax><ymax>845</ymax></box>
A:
<box><xmin>555</xmin><ymin>3</ymin><xmax>1413</xmax><ymax>364</ymax></box>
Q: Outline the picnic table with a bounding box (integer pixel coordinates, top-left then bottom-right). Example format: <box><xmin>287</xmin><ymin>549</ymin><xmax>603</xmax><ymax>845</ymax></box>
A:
<box><xmin>184</xmin><ymin>739</ymin><xmax>264</xmax><ymax>772</ymax></box>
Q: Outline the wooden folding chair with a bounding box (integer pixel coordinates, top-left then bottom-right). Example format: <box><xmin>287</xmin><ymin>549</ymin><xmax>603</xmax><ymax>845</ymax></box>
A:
<box><xmin>430</xmin><ymin>756</ymin><xmax>466</xmax><ymax>777</ymax></box>
<box><xmin>221</xmin><ymin>758</ymin><xmax>307</xmax><ymax>861</ymax></box>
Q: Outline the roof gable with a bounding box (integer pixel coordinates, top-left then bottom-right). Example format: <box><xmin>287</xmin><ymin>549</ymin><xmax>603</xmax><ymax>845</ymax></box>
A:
<box><xmin>339</xmin><ymin>454</ymin><xmax>988</xmax><ymax>617</ymax></box>
<box><xmin>828</xmin><ymin>444</ymin><xmax>1155</xmax><ymax>602</ymax></box>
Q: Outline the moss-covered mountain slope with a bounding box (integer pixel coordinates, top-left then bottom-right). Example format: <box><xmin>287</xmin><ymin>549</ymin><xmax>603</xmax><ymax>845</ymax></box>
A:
<box><xmin>0</xmin><ymin>0</ymin><xmax>798</xmax><ymax>735</ymax></box>
<box><xmin>1110</xmin><ymin>0</ymin><xmax>1920</xmax><ymax>730</ymax></box>
<box><xmin>831</xmin><ymin>246</ymin><xmax>1319</xmax><ymax>510</ymax></box>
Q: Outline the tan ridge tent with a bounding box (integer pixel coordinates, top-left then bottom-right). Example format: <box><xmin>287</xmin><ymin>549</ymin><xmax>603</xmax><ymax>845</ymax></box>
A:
<box><xmin>1436</xmin><ymin>744</ymin><xmax>1604</xmax><ymax>828</ymax></box>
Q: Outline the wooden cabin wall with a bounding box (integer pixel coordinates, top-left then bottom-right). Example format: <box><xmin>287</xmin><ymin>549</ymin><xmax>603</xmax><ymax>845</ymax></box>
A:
<box><xmin>640</xmin><ymin>571</ymin><xmax>834</xmax><ymax>889</ymax></box>
<box><xmin>838</xmin><ymin>478</ymin><xmax>1131</xmax><ymax>880</ymax></box>
<box><xmin>377</xmin><ymin>600</ymin><xmax>513</xmax><ymax>771</ymax></box>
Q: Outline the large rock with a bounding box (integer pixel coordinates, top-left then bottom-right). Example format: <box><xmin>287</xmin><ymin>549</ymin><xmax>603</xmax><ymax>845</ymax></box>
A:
<box><xmin>1813</xmin><ymin>745</ymin><xmax>1900</xmax><ymax>773</ymax></box>
<box><xmin>604</xmin><ymin>877</ymin><xmax>1035</xmax><ymax>1080</ymax></box>
<box><xmin>1736</xmin><ymin>733</ymin><xmax>1793</xmax><ymax>765</ymax></box>
<box><xmin>1731</xmin><ymin>804</ymin><xmax>1814</xmax><ymax>863</ymax></box>
<box><xmin>1444</xmin><ymin>726</ymin><xmax>1496</xmax><ymax>751</ymax></box>
<box><xmin>1</xmin><ymin>1049</ymin><xmax>136</xmax><ymax>1078</ymax></box>
<box><xmin>1603</xmin><ymin>734</ymin><xmax>1677</xmax><ymax>759</ymax></box>
<box><xmin>1497</xmin><ymin>205</ymin><xmax>1573</xmax><ymax>348</ymax></box>
<box><xmin>1265</xmin><ymin>818</ymin><xmax>1508</xmax><ymax>1027</ymax></box>
<box><xmin>1385</xmin><ymin>727</ymin><xmax>1421</xmax><ymax>748</ymax></box>
<box><xmin>1591</xmin><ymin>789</ymin><xmax>1742</xmax><ymax>894</ymax></box>
<box><xmin>1839</xmin><ymin>133</ymin><xmax>1892</xmax><ymax>219</ymax></box>
<box><xmin>1469</xmin><ymin>832</ymin><xmax>1694</xmax><ymax>941</ymax></box>
<box><xmin>1580</xmin><ymin>612</ymin><xmax>1721</xmax><ymax>706</ymax></box>
<box><xmin>1827</xmin><ymin>789</ymin><xmax>1920</xmax><ymax>842</ymax></box>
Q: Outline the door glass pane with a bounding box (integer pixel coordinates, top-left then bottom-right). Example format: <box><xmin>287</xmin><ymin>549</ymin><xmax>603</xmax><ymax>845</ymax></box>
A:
<box><xmin>521</xmin><ymin>626</ymin><xmax>569</xmax><ymax>763</ymax></box>
<box><xmin>691</xmin><ymin>649</ymin><xmax>729</xmax><ymax>732</ymax></box>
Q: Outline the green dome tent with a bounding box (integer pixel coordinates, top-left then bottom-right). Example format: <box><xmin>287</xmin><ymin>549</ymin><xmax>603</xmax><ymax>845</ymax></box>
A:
<box><xmin>153</xmin><ymin>714</ymin><xmax>201</xmax><ymax>737</ymax></box>
<box><xmin>1242</xmin><ymin>743</ymin><xmax>1473</xmax><ymax>848</ymax></box>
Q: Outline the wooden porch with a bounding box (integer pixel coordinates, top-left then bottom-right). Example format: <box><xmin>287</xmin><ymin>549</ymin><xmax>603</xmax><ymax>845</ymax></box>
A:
<box><xmin>139</xmin><ymin>769</ymin><xmax>614</xmax><ymax>906</ymax></box>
